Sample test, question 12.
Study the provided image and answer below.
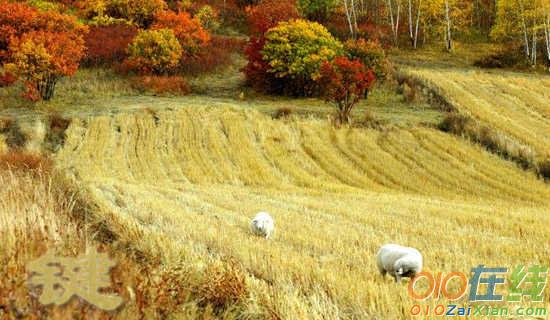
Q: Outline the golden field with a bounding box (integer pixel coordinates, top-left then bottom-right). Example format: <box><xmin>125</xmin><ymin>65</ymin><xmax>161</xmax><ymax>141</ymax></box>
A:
<box><xmin>404</xmin><ymin>67</ymin><xmax>550</xmax><ymax>161</ymax></box>
<box><xmin>44</xmin><ymin>106</ymin><xmax>549</xmax><ymax>319</ymax></box>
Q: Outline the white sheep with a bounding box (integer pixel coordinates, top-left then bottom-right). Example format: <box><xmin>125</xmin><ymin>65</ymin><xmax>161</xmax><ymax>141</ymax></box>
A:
<box><xmin>250</xmin><ymin>212</ymin><xmax>274</xmax><ymax>239</ymax></box>
<box><xmin>376</xmin><ymin>244</ymin><xmax>423</xmax><ymax>283</ymax></box>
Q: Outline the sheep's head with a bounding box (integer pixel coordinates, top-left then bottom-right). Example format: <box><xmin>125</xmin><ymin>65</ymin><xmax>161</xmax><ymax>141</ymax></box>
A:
<box><xmin>394</xmin><ymin>258</ymin><xmax>418</xmax><ymax>278</ymax></box>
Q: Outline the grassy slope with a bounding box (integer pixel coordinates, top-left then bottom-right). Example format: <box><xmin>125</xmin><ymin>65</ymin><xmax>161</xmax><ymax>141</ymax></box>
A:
<box><xmin>53</xmin><ymin>106</ymin><xmax>550</xmax><ymax>319</ymax></box>
<box><xmin>404</xmin><ymin>67</ymin><xmax>550</xmax><ymax>160</ymax></box>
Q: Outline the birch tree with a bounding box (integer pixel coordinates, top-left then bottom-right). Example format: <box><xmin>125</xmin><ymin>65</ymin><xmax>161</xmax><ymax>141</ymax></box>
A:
<box><xmin>385</xmin><ymin>0</ymin><xmax>401</xmax><ymax>46</ymax></box>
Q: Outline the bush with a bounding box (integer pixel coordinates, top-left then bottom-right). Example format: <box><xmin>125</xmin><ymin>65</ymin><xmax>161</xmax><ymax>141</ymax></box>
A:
<box><xmin>80</xmin><ymin>0</ymin><xmax>167</xmax><ymax>27</ymax></box>
<box><xmin>83</xmin><ymin>23</ymin><xmax>138</xmax><ymax>66</ymax></box>
<box><xmin>273</xmin><ymin>107</ymin><xmax>292</xmax><ymax>119</ymax></box>
<box><xmin>537</xmin><ymin>158</ymin><xmax>550</xmax><ymax>180</ymax></box>
<box><xmin>152</xmin><ymin>10</ymin><xmax>210</xmax><ymax>56</ymax></box>
<box><xmin>180</xmin><ymin>35</ymin><xmax>245</xmax><ymax>75</ymax></box>
<box><xmin>131</xmin><ymin>75</ymin><xmax>190</xmax><ymax>95</ymax></box>
<box><xmin>297</xmin><ymin>0</ymin><xmax>338</xmax><ymax>22</ymax></box>
<box><xmin>0</xmin><ymin>151</ymin><xmax>52</xmax><ymax>173</ymax></box>
<box><xmin>261</xmin><ymin>19</ymin><xmax>343</xmax><ymax>95</ymax></box>
<box><xmin>195</xmin><ymin>5</ymin><xmax>220</xmax><ymax>31</ymax></box>
<box><xmin>0</xmin><ymin>71</ymin><xmax>17</xmax><ymax>87</ymax></box>
<box><xmin>125</xmin><ymin>29</ymin><xmax>182</xmax><ymax>74</ymax></box>
<box><xmin>318</xmin><ymin>56</ymin><xmax>376</xmax><ymax>124</ymax></box>
<box><xmin>344</xmin><ymin>38</ymin><xmax>389</xmax><ymax>81</ymax></box>
<box><xmin>473</xmin><ymin>48</ymin><xmax>524</xmax><ymax>69</ymax></box>
<box><xmin>5</xmin><ymin>30</ymin><xmax>86</xmax><ymax>100</ymax></box>
<box><xmin>245</xmin><ymin>0</ymin><xmax>300</xmax><ymax>35</ymax></box>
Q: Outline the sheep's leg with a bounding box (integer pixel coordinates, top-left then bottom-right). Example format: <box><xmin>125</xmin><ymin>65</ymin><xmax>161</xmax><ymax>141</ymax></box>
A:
<box><xmin>380</xmin><ymin>270</ymin><xmax>387</xmax><ymax>278</ymax></box>
<box><xmin>395</xmin><ymin>275</ymin><xmax>402</xmax><ymax>284</ymax></box>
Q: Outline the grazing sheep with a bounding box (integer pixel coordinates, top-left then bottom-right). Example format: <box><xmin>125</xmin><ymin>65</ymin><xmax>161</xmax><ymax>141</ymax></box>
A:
<box><xmin>250</xmin><ymin>212</ymin><xmax>274</xmax><ymax>239</ymax></box>
<box><xmin>376</xmin><ymin>244</ymin><xmax>423</xmax><ymax>283</ymax></box>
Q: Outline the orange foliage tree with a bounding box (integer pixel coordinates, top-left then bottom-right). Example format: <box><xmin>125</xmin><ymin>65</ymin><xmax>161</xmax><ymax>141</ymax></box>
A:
<box><xmin>0</xmin><ymin>1</ymin><xmax>87</xmax><ymax>100</ymax></box>
<box><xmin>5</xmin><ymin>31</ymin><xmax>86</xmax><ymax>100</ymax></box>
<box><xmin>152</xmin><ymin>11</ymin><xmax>210</xmax><ymax>56</ymax></box>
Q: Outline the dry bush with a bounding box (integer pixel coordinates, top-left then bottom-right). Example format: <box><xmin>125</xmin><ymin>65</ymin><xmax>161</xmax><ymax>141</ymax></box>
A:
<box><xmin>0</xmin><ymin>150</ymin><xmax>51</xmax><ymax>172</ymax></box>
<box><xmin>179</xmin><ymin>35</ymin><xmax>245</xmax><ymax>76</ymax></box>
<box><xmin>272</xmin><ymin>107</ymin><xmax>292</xmax><ymax>119</ymax></box>
<box><xmin>131</xmin><ymin>75</ymin><xmax>191</xmax><ymax>95</ymax></box>
<box><xmin>196</xmin><ymin>262</ymin><xmax>247</xmax><ymax>311</ymax></box>
<box><xmin>537</xmin><ymin>158</ymin><xmax>550</xmax><ymax>180</ymax></box>
<box><xmin>0</xmin><ymin>116</ymin><xmax>14</xmax><ymax>132</ymax></box>
<box><xmin>439</xmin><ymin>113</ymin><xmax>537</xmax><ymax>170</ymax></box>
<box><xmin>402</xmin><ymin>82</ymin><xmax>416</xmax><ymax>103</ymax></box>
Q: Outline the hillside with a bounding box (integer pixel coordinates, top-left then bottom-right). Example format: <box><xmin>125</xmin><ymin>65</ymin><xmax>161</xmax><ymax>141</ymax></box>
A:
<box><xmin>404</xmin><ymin>67</ymin><xmax>550</xmax><ymax>161</ymax></box>
<box><xmin>52</xmin><ymin>106</ymin><xmax>550</xmax><ymax>318</ymax></box>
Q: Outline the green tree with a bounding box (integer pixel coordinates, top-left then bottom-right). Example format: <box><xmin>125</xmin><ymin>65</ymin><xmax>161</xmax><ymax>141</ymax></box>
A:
<box><xmin>298</xmin><ymin>0</ymin><xmax>339</xmax><ymax>21</ymax></box>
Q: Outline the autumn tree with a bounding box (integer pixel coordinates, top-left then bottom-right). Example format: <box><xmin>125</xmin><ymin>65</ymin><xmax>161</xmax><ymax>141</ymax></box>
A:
<box><xmin>152</xmin><ymin>11</ymin><xmax>210</xmax><ymax>56</ymax></box>
<box><xmin>0</xmin><ymin>1</ymin><xmax>87</xmax><ymax>100</ymax></box>
<box><xmin>318</xmin><ymin>56</ymin><xmax>376</xmax><ymax>124</ymax></box>
<box><xmin>262</xmin><ymin>19</ymin><xmax>343</xmax><ymax>95</ymax></box>
<box><xmin>492</xmin><ymin>0</ymin><xmax>549</xmax><ymax>66</ymax></box>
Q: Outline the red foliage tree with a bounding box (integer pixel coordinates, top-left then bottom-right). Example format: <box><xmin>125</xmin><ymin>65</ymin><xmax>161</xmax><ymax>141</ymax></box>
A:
<box><xmin>152</xmin><ymin>10</ymin><xmax>210</xmax><ymax>56</ymax></box>
<box><xmin>242</xmin><ymin>0</ymin><xmax>300</xmax><ymax>93</ymax></box>
<box><xmin>83</xmin><ymin>24</ymin><xmax>138</xmax><ymax>66</ymax></box>
<box><xmin>245</xmin><ymin>0</ymin><xmax>300</xmax><ymax>35</ymax></box>
<box><xmin>318</xmin><ymin>56</ymin><xmax>376</xmax><ymax>124</ymax></box>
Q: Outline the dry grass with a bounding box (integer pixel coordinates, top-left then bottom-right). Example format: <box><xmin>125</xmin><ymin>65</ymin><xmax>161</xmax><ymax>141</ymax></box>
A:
<box><xmin>403</xmin><ymin>67</ymin><xmax>550</xmax><ymax>162</ymax></box>
<box><xmin>50</xmin><ymin>106</ymin><xmax>550</xmax><ymax>318</ymax></box>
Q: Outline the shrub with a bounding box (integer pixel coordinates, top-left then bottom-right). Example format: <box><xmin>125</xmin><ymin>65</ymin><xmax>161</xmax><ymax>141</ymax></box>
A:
<box><xmin>537</xmin><ymin>158</ymin><xmax>550</xmax><ymax>180</ymax></box>
<box><xmin>152</xmin><ymin>10</ymin><xmax>210</xmax><ymax>56</ymax></box>
<box><xmin>195</xmin><ymin>5</ymin><xmax>220</xmax><ymax>31</ymax></box>
<box><xmin>0</xmin><ymin>71</ymin><xmax>17</xmax><ymax>87</ymax></box>
<box><xmin>0</xmin><ymin>151</ymin><xmax>52</xmax><ymax>173</ymax></box>
<box><xmin>318</xmin><ymin>56</ymin><xmax>376</xmax><ymax>124</ymax></box>
<box><xmin>80</xmin><ymin>0</ymin><xmax>167</xmax><ymax>27</ymax></box>
<box><xmin>242</xmin><ymin>36</ymin><xmax>273</xmax><ymax>92</ymax></box>
<box><xmin>344</xmin><ymin>38</ymin><xmax>389</xmax><ymax>81</ymax></box>
<box><xmin>5</xmin><ymin>30</ymin><xmax>86</xmax><ymax>100</ymax></box>
<box><xmin>131</xmin><ymin>75</ymin><xmax>190</xmax><ymax>95</ymax></box>
<box><xmin>83</xmin><ymin>23</ymin><xmax>138</xmax><ymax>66</ymax></box>
<box><xmin>245</xmin><ymin>0</ymin><xmax>300</xmax><ymax>35</ymax></box>
<box><xmin>27</xmin><ymin>0</ymin><xmax>64</xmax><ymax>13</ymax></box>
<box><xmin>261</xmin><ymin>19</ymin><xmax>342</xmax><ymax>95</ymax></box>
<box><xmin>180</xmin><ymin>35</ymin><xmax>245</xmax><ymax>75</ymax></box>
<box><xmin>297</xmin><ymin>0</ymin><xmax>338</xmax><ymax>22</ymax></box>
<box><xmin>125</xmin><ymin>29</ymin><xmax>182</xmax><ymax>74</ymax></box>
<box><xmin>473</xmin><ymin>48</ymin><xmax>524</xmax><ymax>69</ymax></box>
<box><xmin>273</xmin><ymin>107</ymin><xmax>292</xmax><ymax>119</ymax></box>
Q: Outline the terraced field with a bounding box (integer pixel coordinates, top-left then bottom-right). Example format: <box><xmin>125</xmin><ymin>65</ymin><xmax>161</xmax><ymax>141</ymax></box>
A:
<box><xmin>54</xmin><ymin>107</ymin><xmax>550</xmax><ymax>318</ymax></box>
<box><xmin>404</xmin><ymin>67</ymin><xmax>550</xmax><ymax>160</ymax></box>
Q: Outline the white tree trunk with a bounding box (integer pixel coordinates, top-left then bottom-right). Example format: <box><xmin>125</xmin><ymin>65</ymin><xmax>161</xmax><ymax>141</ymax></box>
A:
<box><xmin>532</xmin><ymin>28</ymin><xmax>538</xmax><ymax>66</ymax></box>
<box><xmin>414</xmin><ymin>0</ymin><xmax>422</xmax><ymax>48</ymax></box>
<box><xmin>344</xmin><ymin>0</ymin><xmax>355</xmax><ymax>38</ymax></box>
<box><xmin>408</xmin><ymin>0</ymin><xmax>414</xmax><ymax>45</ymax></box>
<box><xmin>444</xmin><ymin>0</ymin><xmax>452</xmax><ymax>51</ymax></box>
<box><xmin>545</xmin><ymin>13</ymin><xmax>550</xmax><ymax>68</ymax></box>
<box><xmin>385</xmin><ymin>0</ymin><xmax>401</xmax><ymax>46</ymax></box>
<box><xmin>519</xmin><ymin>0</ymin><xmax>531</xmax><ymax>59</ymax></box>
